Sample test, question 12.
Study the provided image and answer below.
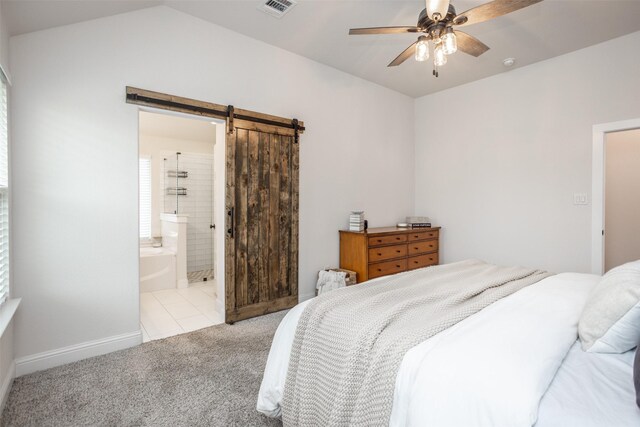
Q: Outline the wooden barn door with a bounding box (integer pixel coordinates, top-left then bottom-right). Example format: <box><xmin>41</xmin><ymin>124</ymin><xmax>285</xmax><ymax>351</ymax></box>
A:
<box><xmin>225</xmin><ymin>119</ymin><xmax>299</xmax><ymax>323</ymax></box>
<box><xmin>124</xmin><ymin>87</ymin><xmax>303</xmax><ymax>324</ymax></box>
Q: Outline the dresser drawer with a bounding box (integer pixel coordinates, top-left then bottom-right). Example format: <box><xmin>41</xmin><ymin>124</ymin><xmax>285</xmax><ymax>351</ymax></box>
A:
<box><xmin>408</xmin><ymin>239</ymin><xmax>438</xmax><ymax>255</ymax></box>
<box><xmin>368</xmin><ymin>259</ymin><xmax>407</xmax><ymax>279</ymax></box>
<box><xmin>408</xmin><ymin>253</ymin><xmax>439</xmax><ymax>270</ymax></box>
<box><xmin>408</xmin><ymin>230</ymin><xmax>439</xmax><ymax>241</ymax></box>
<box><xmin>368</xmin><ymin>234</ymin><xmax>407</xmax><ymax>247</ymax></box>
<box><xmin>368</xmin><ymin>244</ymin><xmax>407</xmax><ymax>263</ymax></box>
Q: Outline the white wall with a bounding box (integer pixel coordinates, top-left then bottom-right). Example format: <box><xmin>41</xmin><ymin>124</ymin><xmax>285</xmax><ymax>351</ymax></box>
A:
<box><xmin>414</xmin><ymin>31</ymin><xmax>640</xmax><ymax>274</ymax></box>
<box><xmin>0</xmin><ymin>0</ymin><xmax>14</xmax><ymax>407</ymax></box>
<box><xmin>9</xmin><ymin>6</ymin><xmax>414</xmax><ymax>363</ymax></box>
<box><xmin>0</xmin><ymin>1</ymin><xmax>9</xmax><ymax>76</ymax></box>
<box><xmin>139</xmin><ymin>133</ymin><xmax>214</xmax><ymax>237</ymax></box>
<box><xmin>605</xmin><ymin>129</ymin><xmax>640</xmax><ymax>271</ymax></box>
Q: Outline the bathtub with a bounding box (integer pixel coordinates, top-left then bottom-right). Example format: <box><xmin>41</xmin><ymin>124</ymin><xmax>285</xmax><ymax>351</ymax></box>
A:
<box><xmin>139</xmin><ymin>246</ymin><xmax>177</xmax><ymax>293</ymax></box>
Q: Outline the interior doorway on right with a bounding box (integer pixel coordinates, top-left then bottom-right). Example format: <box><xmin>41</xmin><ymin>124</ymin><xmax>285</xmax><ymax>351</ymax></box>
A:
<box><xmin>604</xmin><ymin>128</ymin><xmax>640</xmax><ymax>272</ymax></box>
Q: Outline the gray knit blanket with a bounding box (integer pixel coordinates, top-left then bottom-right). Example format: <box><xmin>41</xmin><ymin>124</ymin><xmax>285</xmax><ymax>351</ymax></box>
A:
<box><xmin>282</xmin><ymin>259</ymin><xmax>551</xmax><ymax>426</ymax></box>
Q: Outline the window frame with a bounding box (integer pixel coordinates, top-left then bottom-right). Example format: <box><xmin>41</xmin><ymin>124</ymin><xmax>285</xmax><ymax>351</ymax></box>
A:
<box><xmin>0</xmin><ymin>65</ymin><xmax>10</xmax><ymax>306</ymax></box>
<box><xmin>139</xmin><ymin>155</ymin><xmax>153</xmax><ymax>242</ymax></box>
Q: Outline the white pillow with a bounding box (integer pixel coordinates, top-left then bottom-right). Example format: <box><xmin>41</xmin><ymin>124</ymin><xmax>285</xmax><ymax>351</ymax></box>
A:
<box><xmin>578</xmin><ymin>260</ymin><xmax>640</xmax><ymax>353</ymax></box>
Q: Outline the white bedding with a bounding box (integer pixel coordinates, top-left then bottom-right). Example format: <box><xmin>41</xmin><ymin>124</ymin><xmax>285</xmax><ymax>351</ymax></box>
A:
<box><xmin>536</xmin><ymin>340</ymin><xmax>640</xmax><ymax>427</ymax></box>
<box><xmin>257</xmin><ymin>272</ymin><xmax>602</xmax><ymax>426</ymax></box>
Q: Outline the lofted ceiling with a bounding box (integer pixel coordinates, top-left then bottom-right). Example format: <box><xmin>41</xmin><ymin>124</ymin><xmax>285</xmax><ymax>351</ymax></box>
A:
<box><xmin>4</xmin><ymin>0</ymin><xmax>640</xmax><ymax>97</ymax></box>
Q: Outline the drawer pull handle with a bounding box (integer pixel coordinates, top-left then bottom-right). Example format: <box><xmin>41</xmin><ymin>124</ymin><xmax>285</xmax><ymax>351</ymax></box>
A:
<box><xmin>414</xmin><ymin>247</ymin><xmax>418</xmax><ymax>250</ymax></box>
<box><xmin>396</xmin><ymin>265</ymin><xmax>401</xmax><ymax>268</ymax></box>
<box><xmin>396</xmin><ymin>250</ymin><xmax>401</xmax><ymax>253</ymax></box>
<box><xmin>377</xmin><ymin>253</ymin><xmax>382</xmax><ymax>256</ymax></box>
<box><xmin>414</xmin><ymin>261</ymin><xmax>418</xmax><ymax>264</ymax></box>
<box><xmin>378</xmin><ymin>268</ymin><xmax>382</xmax><ymax>272</ymax></box>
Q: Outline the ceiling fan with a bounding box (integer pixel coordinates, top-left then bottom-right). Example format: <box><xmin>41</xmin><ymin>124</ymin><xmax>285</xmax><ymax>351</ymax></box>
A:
<box><xmin>349</xmin><ymin>0</ymin><xmax>543</xmax><ymax>77</ymax></box>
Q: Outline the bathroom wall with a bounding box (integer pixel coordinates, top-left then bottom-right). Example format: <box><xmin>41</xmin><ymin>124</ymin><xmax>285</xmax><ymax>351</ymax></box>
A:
<box><xmin>139</xmin><ymin>134</ymin><xmax>214</xmax><ymax>237</ymax></box>
<box><xmin>161</xmin><ymin>152</ymin><xmax>214</xmax><ymax>276</ymax></box>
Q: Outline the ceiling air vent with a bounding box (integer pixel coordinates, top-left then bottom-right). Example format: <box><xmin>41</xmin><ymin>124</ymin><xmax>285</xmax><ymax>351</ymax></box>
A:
<box><xmin>259</xmin><ymin>0</ymin><xmax>297</xmax><ymax>18</ymax></box>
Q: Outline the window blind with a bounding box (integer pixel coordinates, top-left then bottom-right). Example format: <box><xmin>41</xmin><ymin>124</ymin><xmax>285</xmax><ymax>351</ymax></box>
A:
<box><xmin>0</xmin><ymin>71</ymin><xmax>9</xmax><ymax>304</ymax></box>
<box><xmin>139</xmin><ymin>157</ymin><xmax>152</xmax><ymax>240</ymax></box>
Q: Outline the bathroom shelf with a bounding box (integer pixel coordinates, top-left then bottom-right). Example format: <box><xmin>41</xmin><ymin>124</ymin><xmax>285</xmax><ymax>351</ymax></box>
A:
<box><xmin>167</xmin><ymin>170</ymin><xmax>188</xmax><ymax>178</ymax></box>
<box><xmin>167</xmin><ymin>187</ymin><xmax>188</xmax><ymax>196</ymax></box>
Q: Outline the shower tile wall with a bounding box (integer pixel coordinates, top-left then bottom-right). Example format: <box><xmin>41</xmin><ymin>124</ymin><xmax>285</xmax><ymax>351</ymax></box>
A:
<box><xmin>162</xmin><ymin>153</ymin><xmax>214</xmax><ymax>279</ymax></box>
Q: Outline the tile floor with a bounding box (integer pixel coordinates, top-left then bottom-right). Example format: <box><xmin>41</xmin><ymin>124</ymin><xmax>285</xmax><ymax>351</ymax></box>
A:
<box><xmin>140</xmin><ymin>281</ymin><xmax>223</xmax><ymax>342</ymax></box>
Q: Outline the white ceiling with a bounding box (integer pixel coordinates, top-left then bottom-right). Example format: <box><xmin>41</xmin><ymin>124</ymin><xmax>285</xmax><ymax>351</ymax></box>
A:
<box><xmin>4</xmin><ymin>0</ymin><xmax>640</xmax><ymax>98</ymax></box>
<box><xmin>139</xmin><ymin>110</ymin><xmax>216</xmax><ymax>142</ymax></box>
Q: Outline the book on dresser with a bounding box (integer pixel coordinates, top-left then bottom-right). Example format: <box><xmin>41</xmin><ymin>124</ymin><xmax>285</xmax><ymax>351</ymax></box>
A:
<box><xmin>339</xmin><ymin>226</ymin><xmax>441</xmax><ymax>283</ymax></box>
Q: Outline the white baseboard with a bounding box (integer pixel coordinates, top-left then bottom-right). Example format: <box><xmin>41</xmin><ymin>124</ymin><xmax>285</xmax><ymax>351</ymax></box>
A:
<box><xmin>0</xmin><ymin>361</ymin><xmax>15</xmax><ymax>413</ymax></box>
<box><xmin>15</xmin><ymin>330</ymin><xmax>143</xmax><ymax>377</ymax></box>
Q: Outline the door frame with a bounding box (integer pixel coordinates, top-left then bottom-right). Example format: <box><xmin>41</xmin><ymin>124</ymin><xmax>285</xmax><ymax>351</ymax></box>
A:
<box><xmin>136</xmin><ymin>105</ymin><xmax>228</xmax><ymax>316</ymax></box>
<box><xmin>591</xmin><ymin>118</ymin><xmax>640</xmax><ymax>274</ymax></box>
<box><xmin>127</xmin><ymin>87</ymin><xmax>304</xmax><ymax>323</ymax></box>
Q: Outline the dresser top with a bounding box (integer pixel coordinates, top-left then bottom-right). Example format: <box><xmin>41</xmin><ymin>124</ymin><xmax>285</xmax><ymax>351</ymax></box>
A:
<box><xmin>340</xmin><ymin>226</ymin><xmax>441</xmax><ymax>236</ymax></box>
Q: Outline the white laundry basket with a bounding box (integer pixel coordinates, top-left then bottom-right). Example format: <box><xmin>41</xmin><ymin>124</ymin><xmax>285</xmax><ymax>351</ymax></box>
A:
<box><xmin>315</xmin><ymin>268</ymin><xmax>357</xmax><ymax>296</ymax></box>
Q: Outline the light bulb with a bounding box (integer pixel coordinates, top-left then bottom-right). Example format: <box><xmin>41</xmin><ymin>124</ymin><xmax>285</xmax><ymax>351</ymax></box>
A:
<box><xmin>426</xmin><ymin>0</ymin><xmax>450</xmax><ymax>21</ymax></box>
<box><xmin>434</xmin><ymin>43</ymin><xmax>447</xmax><ymax>66</ymax></box>
<box><xmin>442</xmin><ymin>27</ymin><xmax>457</xmax><ymax>55</ymax></box>
<box><xmin>415</xmin><ymin>37</ymin><xmax>429</xmax><ymax>62</ymax></box>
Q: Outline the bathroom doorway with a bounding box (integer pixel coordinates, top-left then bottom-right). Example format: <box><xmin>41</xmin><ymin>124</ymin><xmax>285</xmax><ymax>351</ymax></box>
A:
<box><xmin>138</xmin><ymin>110</ymin><xmax>224</xmax><ymax>342</ymax></box>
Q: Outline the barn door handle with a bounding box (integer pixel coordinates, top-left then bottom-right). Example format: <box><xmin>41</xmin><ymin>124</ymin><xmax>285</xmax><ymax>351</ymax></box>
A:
<box><xmin>227</xmin><ymin>208</ymin><xmax>234</xmax><ymax>238</ymax></box>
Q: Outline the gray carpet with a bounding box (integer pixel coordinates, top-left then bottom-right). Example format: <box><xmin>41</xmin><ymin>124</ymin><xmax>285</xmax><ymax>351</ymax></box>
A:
<box><xmin>1</xmin><ymin>311</ymin><xmax>287</xmax><ymax>427</ymax></box>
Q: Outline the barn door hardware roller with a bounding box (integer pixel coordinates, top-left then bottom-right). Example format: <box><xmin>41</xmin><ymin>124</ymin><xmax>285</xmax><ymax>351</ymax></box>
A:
<box><xmin>227</xmin><ymin>105</ymin><xmax>235</xmax><ymax>134</ymax></box>
<box><xmin>292</xmin><ymin>118</ymin><xmax>300</xmax><ymax>144</ymax></box>
<box><xmin>227</xmin><ymin>207</ymin><xmax>235</xmax><ymax>238</ymax></box>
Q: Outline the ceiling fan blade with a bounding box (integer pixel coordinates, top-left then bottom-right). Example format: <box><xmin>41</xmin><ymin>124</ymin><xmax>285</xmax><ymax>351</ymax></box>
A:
<box><xmin>454</xmin><ymin>31</ymin><xmax>490</xmax><ymax>57</ymax></box>
<box><xmin>453</xmin><ymin>0</ymin><xmax>543</xmax><ymax>27</ymax></box>
<box><xmin>388</xmin><ymin>41</ymin><xmax>419</xmax><ymax>67</ymax></box>
<box><xmin>349</xmin><ymin>26</ymin><xmax>419</xmax><ymax>35</ymax></box>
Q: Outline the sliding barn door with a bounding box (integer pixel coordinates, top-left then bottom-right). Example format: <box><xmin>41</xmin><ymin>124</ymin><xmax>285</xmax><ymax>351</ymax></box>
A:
<box><xmin>225</xmin><ymin>120</ymin><xmax>299</xmax><ymax>323</ymax></box>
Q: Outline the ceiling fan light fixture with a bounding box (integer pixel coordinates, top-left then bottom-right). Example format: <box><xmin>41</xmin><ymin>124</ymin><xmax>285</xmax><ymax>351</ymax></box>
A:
<box><xmin>434</xmin><ymin>43</ymin><xmax>447</xmax><ymax>67</ymax></box>
<box><xmin>415</xmin><ymin>37</ymin><xmax>430</xmax><ymax>62</ymax></box>
<box><xmin>441</xmin><ymin>27</ymin><xmax>457</xmax><ymax>55</ymax></box>
<box><xmin>426</xmin><ymin>0</ymin><xmax>450</xmax><ymax>21</ymax></box>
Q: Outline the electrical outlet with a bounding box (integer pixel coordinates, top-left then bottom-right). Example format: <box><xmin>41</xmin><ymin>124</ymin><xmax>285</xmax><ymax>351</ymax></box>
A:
<box><xmin>573</xmin><ymin>193</ymin><xmax>589</xmax><ymax>205</ymax></box>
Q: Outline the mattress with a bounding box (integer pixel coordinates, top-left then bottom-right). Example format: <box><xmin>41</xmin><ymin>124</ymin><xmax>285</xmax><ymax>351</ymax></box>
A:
<box><xmin>258</xmin><ymin>271</ymin><xmax>616</xmax><ymax>426</ymax></box>
<box><xmin>536</xmin><ymin>340</ymin><xmax>640</xmax><ymax>427</ymax></box>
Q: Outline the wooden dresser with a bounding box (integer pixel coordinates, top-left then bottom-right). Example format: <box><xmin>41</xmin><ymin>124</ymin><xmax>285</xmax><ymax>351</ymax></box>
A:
<box><xmin>339</xmin><ymin>226</ymin><xmax>441</xmax><ymax>283</ymax></box>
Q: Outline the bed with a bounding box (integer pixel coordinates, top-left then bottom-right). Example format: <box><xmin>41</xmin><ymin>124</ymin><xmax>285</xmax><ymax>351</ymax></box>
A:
<box><xmin>257</xmin><ymin>260</ymin><xmax>640</xmax><ymax>426</ymax></box>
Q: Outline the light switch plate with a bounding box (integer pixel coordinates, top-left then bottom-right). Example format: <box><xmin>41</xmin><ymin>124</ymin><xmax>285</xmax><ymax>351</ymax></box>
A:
<box><xmin>573</xmin><ymin>193</ymin><xmax>589</xmax><ymax>205</ymax></box>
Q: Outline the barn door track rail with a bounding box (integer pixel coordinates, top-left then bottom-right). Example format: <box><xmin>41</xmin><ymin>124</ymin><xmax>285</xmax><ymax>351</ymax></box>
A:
<box><xmin>126</xmin><ymin>87</ymin><xmax>305</xmax><ymax>142</ymax></box>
